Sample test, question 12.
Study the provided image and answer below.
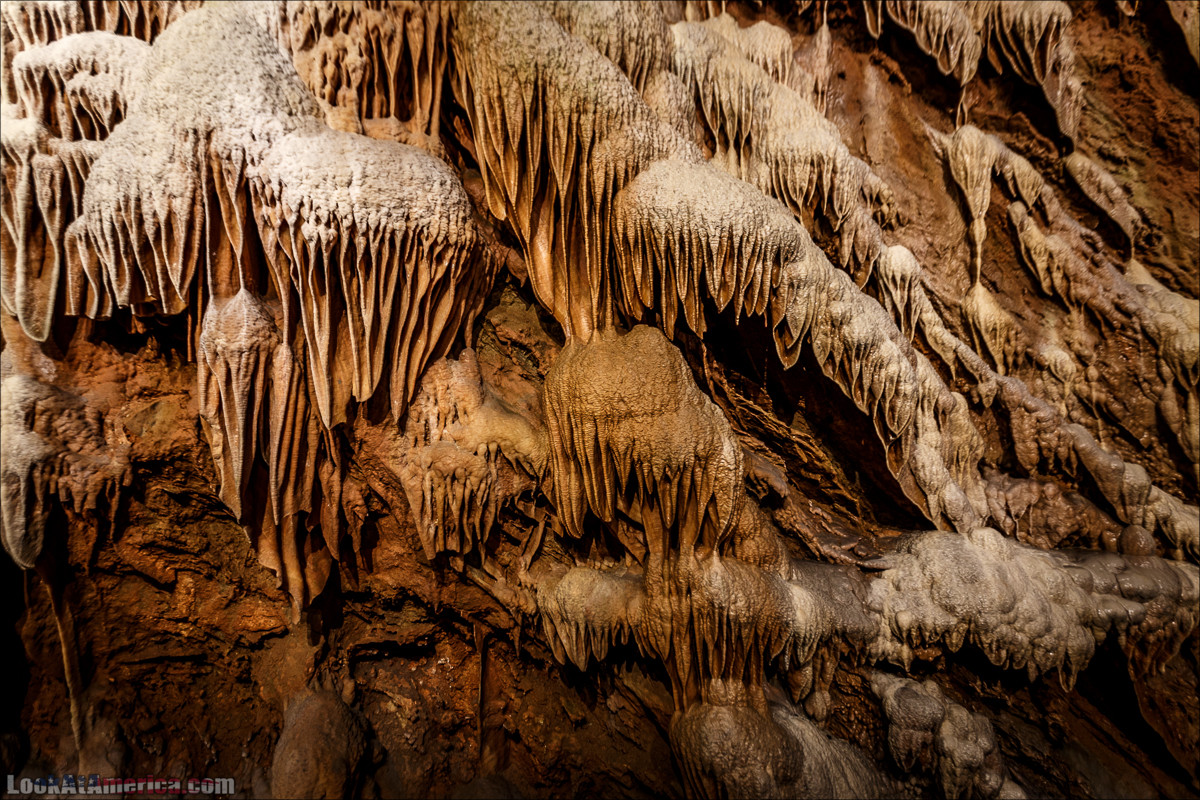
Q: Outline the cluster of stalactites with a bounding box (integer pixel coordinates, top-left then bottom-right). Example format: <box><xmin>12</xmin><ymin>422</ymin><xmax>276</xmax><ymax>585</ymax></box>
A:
<box><xmin>248</xmin><ymin>0</ymin><xmax>451</xmax><ymax>148</ymax></box>
<box><xmin>536</xmin><ymin>554</ymin><xmax>830</xmax><ymax>715</ymax></box>
<box><xmin>449</xmin><ymin>0</ymin><xmax>696</xmax><ymax>338</ymax></box>
<box><xmin>877</xmin><ymin>240</ymin><xmax>1199</xmax><ymax>558</ymax></box>
<box><xmin>936</xmin><ymin>124</ymin><xmax>1043</xmax><ymax>285</ymax></box>
<box><xmin>249</xmin><ymin>127</ymin><xmax>489</xmax><ymax>428</ymax></box>
<box><xmin>533</xmin><ymin>1</ymin><xmax>672</xmax><ymax>94</ymax></box>
<box><xmin>863</xmin><ymin>1</ymin><xmax>984</xmax><ymax>86</ymax></box>
<box><xmin>1</xmin><ymin>4</ymin><xmax>498</xmax><ymax>611</ymax></box>
<box><xmin>1</xmin><ymin>110</ymin><xmax>102</xmax><ymax>342</ymax></box>
<box><xmin>542</xmin><ymin>325</ymin><xmax>744</xmax><ymax>559</ymax></box>
<box><xmin>864</xmin><ymin>1</ymin><xmax>1082</xmax><ymax>139</ymax></box>
<box><xmin>451</xmin><ymin>1</ymin><xmax>991</xmax><ymax>536</ymax></box>
<box><xmin>1</xmin><ymin>0</ymin><xmax>199</xmax><ymax>103</ymax></box>
<box><xmin>697</xmin><ymin>12</ymin><xmax>793</xmax><ymax>86</ymax></box>
<box><xmin>0</xmin><ymin>21</ymin><xmax>159</xmax><ymax>343</ymax></box>
<box><xmin>865</xmin><ymin>527</ymin><xmax>1200</xmax><ymax>684</ymax></box>
<box><xmin>397</xmin><ymin>349</ymin><xmax>547</xmax><ymax>562</ymax></box>
<box><xmin>0</xmin><ymin>372</ymin><xmax>131</xmax><ymax>570</ymax></box>
<box><xmin>670</xmin><ymin>17</ymin><xmax>897</xmax><ymax>281</ymax></box>
<box><xmin>11</xmin><ymin>32</ymin><xmax>148</xmax><ymax>141</ymax></box>
<box><xmin>611</xmin><ymin>156</ymin><xmax>802</xmax><ymax>340</ymax></box>
<box><xmin>921</xmin><ymin>124</ymin><xmax>1199</xmax><ymax>554</ymax></box>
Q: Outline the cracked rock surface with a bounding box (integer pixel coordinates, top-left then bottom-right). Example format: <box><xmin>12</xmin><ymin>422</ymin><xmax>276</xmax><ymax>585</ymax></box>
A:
<box><xmin>1</xmin><ymin>1</ymin><xmax>1197</xmax><ymax>797</ymax></box>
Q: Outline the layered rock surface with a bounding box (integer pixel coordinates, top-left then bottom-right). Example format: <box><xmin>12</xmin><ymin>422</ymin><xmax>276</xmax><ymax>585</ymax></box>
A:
<box><xmin>1</xmin><ymin>1</ymin><xmax>1197</xmax><ymax>797</ymax></box>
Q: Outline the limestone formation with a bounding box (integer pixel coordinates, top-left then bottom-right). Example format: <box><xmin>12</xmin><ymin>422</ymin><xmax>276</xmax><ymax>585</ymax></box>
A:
<box><xmin>872</xmin><ymin>673</ymin><xmax>1021</xmax><ymax>800</ymax></box>
<box><xmin>865</xmin><ymin>1</ymin><xmax>1082</xmax><ymax>139</ymax></box>
<box><xmin>0</xmin><ymin>372</ymin><xmax>130</xmax><ymax>569</ymax></box>
<box><xmin>1</xmin><ymin>1</ymin><xmax>1197</xmax><ymax>797</ymax></box>
<box><xmin>397</xmin><ymin>348</ymin><xmax>546</xmax><ymax>561</ymax></box>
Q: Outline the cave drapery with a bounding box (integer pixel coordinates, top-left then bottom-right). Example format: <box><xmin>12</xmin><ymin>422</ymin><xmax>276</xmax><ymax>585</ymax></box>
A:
<box><xmin>1</xmin><ymin>0</ymin><xmax>1198</xmax><ymax>797</ymax></box>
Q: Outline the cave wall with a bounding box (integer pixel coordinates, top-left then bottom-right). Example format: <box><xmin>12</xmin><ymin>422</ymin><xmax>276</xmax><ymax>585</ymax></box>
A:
<box><xmin>0</xmin><ymin>1</ymin><xmax>1198</xmax><ymax>798</ymax></box>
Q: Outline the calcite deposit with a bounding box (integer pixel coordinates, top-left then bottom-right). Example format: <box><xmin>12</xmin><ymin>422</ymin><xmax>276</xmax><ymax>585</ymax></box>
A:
<box><xmin>1</xmin><ymin>1</ymin><xmax>1197</xmax><ymax>798</ymax></box>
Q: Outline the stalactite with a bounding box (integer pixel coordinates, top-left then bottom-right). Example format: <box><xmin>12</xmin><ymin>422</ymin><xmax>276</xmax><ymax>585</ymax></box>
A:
<box><xmin>1</xmin><ymin>109</ymin><xmax>57</xmax><ymax>341</ymax></box>
<box><xmin>961</xmin><ymin>281</ymin><xmax>1024</xmax><ymax>376</ymax></box>
<box><xmin>698</xmin><ymin>13</ymin><xmax>793</xmax><ymax>86</ymax></box>
<box><xmin>867</xmin><ymin>1</ymin><xmax>1083</xmax><ymax>140</ymax></box>
<box><xmin>793</xmin><ymin>12</ymin><xmax>832</xmax><ymax>115</ymax></box>
<box><xmin>671</xmin><ymin>18</ymin><xmax>896</xmax><ymax>280</ymax></box>
<box><xmin>250</xmin><ymin>128</ymin><xmax>489</xmax><ymax>426</ymax></box>
<box><xmin>451</xmin><ymin>0</ymin><xmax>691</xmax><ymax>337</ymax></box>
<box><xmin>1063</xmin><ymin>150</ymin><xmax>1143</xmax><ymax>252</ymax></box>
<box><xmin>397</xmin><ymin>349</ymin><xmax>546</xmax><ymax>561</ymax></box>
<box><xmin>73</xmin><ymin>4</ymin><xmax>323</xmax><ymax>320</ymax></box>
<box><xmin>251</xmin><ymin>1</ymin><xmax>451</xmax><ymax>148</ymax></box>
<box><xmin>936</xmin><ymin>124</ymin><xmax>1042</xmax><ymax>283</ymax></box>
<box><xmin>3</xmin><ymin>2</ymin><xmax>1197</xmax><ymax>793</ymax></box>
<box><xmin>982</xmin><ymin>469</ymin><xmax>1123</xmax><ymax>550</ymax></box>
<box><xmin>0</xmin><ymin>373</ymin><xmax>131</xmax><ymax>569</ymax></box>
<box><xmin>197</xmin><ymin>289</ymin><xmax>280</xmax><ymax>521</ymax></box>
<box><xmin>12</xmin><ymin>32</ymin><xmax>147</xmax><ymax>140</ymax></box>
<box><xmin>1</xmin><ymin>1</ymin><xmax>196</xmax><ymax>79</ymax></box>
<box><xmin>535</xmin><ymin>1</ymin><xmax>671</xmax><ymax>94</ymax></box>
<box><xmin>980</xmin><ymin>1</ymin><xmax>1082</xmax><ymax>141</ymax></box>
<box><xmin>543</xmin><ymin>325</ymin><xmax>744</xmax><ymax>554</ymax></box>
<box><xmin>537</xmin><ymin>565</ymin><xmax>642</xmax><ymax>670</ymax></box>
<box><xmin>1167</xmin><ymin>0</ymin><xmax>1200</xmax><ymax>65</ymax></box>
<box><xmin>612</xmin><ymin>156</ymin><xmax>801</xmax><ymax>339</ymax></box>
<box><xmin>1</xmin><ymin>3</ymin><xmax>496</xmax><ymax>615</ymax></box>
<box><xmin>862</xmin><ymin>1</ymin><xmax>983</xmax><ymax>86</ymax></box>
<box><xmin>1008</xmin><ymin>195</ymin><xmax>1197</xmax><ymax>482</ymax></box>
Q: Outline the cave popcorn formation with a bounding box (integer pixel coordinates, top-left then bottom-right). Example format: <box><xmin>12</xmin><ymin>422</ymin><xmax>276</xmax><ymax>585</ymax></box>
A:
<box><xmin>1</xmin><ymin>0</ymin><xmax>1198</xmax><ymax>797</ymax></box>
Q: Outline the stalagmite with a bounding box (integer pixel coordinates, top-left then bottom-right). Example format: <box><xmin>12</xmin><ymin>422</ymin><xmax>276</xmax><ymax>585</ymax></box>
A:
<box><xmin>670</xmin><ymin>702</ymin><xmax>806</xmax><ymax>799</ymax></box>
<box><xmin>270</xmin><ymin>691</ymin><xmax>369</xmax><ymax>800</ymax></box>
<box><xmin>871</xmin><ymin>672</ymin><xmax>1023</xmax><ymax>800</ymax></box>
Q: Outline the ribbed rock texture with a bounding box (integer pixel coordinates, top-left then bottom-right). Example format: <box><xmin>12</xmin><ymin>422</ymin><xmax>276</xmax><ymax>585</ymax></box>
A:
<box><xmin>1</xmin><ymin>1</ymin><xmax>1197</xmax><ymax>798</ymax></box>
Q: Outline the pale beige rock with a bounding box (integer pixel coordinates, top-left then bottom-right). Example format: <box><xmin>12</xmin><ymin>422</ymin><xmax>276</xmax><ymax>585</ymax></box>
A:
<box><xmin>0</xmin><ymin>372</ymin><xmax>131</xmax><ymax>569</ymax></box>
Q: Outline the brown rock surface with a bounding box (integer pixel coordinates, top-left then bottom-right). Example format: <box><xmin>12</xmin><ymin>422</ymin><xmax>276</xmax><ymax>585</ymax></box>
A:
<box><xmin>1</xmin><ymin>1</ymin><xmax>1197</xmax><ymax>798</ymax></box>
